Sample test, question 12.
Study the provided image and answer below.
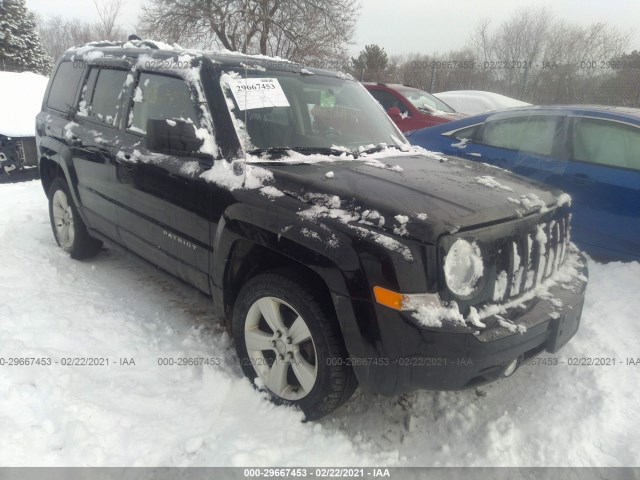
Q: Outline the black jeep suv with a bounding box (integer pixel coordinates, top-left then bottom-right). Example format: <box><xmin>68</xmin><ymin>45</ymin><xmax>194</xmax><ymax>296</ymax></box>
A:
<box><xmin>36</xmin><ymin>40</ymin><xmax>588</xmax><ymax>419</ymax></box>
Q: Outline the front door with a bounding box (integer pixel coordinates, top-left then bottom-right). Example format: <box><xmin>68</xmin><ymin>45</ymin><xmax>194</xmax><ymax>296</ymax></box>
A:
<box><xmin>116</xmin><ymin>71</ymin><xmax>214</xmax><ymax>292</ymax></box>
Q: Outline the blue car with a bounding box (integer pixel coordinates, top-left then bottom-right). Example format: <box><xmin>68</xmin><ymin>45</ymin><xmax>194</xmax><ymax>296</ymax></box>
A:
<box><xmin>408</xmin><ymin>105</ymin><xmax>640</xmax><ymax>262</ymax></box>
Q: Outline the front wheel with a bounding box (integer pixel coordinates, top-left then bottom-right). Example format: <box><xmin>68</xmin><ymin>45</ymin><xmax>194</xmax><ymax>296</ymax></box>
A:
<box><xmin>232</xmin><ymin>272</ymin><xmax>357</xmax><ymax>420</ymax></box>
<box><xmin>48</xmin><ymin>177</ymin><xmax>102</xmax><ymax>259</ymax></box>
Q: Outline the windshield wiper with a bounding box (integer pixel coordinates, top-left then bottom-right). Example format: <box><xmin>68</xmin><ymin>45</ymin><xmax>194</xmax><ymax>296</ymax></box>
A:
<box><xmin>355</xmin><ymin>144</ymin><xmax>406</xmax><ymax>157</ymax></box>
<box><xmin>247</xmin><ymin>146</ymin><xmax>349</xmax><ymax>157</ymax></box>
<box><xmin>247</xmin><ymin>145</ymin><xmax>407</xmax><ymax>159</ymax></box>
<box><xmin>247</xmin><ymin>147</ymin><xmax>290</xmax><ymax>155</ymax></box>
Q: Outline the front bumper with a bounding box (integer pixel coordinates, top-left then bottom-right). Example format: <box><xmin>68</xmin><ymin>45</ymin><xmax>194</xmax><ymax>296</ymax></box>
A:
<box><xmin>337</xmin><ymin>253</ymin><xmax>588</xmax><ymax>395</ymax></box>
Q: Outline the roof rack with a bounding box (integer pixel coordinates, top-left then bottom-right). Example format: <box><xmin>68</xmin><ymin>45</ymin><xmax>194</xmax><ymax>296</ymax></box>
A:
<box><xmin>78</xmin><ymin>37</ymin><xmax>161</xmax><ymax>50</ymax></box>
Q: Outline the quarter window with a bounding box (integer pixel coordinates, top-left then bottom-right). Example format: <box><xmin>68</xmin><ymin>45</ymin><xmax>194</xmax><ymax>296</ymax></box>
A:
<box><xmin>47</xmin><ymin>61</ymin><xmax>85</xmax><ymax>113</ymax></box>
<box><xmin>129</xmin><ymin>73</ymin><xmax>199</xmax><ymax>134</ymax></box>
<box><xmin>572</xmin><ymin>118</ymin><xmax>640</xmax><ymax>171</ymax></box>
<box><xmin>479</xmin><ymin>116</ymin><xmax>561</xmax><ymax>157</ymax></box>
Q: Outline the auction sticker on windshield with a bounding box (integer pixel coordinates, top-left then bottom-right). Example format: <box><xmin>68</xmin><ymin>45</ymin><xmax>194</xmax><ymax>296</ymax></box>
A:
<box><xmin>228</xmin><ymin>78</ymin><xmax>290</xmax><ymax>110</ymax></box>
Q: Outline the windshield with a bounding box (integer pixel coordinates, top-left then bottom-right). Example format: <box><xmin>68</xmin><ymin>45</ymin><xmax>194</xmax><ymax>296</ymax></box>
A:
<box><xmin>220</xmin><ymin>69</ymin><xmax>408</xmax><ymax>155</ymax></box>
<box><xmin>400</xmin><ymin>88</ymin><xmax>456</xmax><ymax>114</ymax></box>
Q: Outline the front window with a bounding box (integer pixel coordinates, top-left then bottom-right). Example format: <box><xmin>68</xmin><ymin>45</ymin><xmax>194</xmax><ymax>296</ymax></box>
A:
<box><xmin>220</xmin><ymin>70</ymin><xmax>408</xmax><ymax>155</ymax></box>
<box><xmin>399</xmin><ymin>88</ymin><xmax>456</xmax><ymax>114</ymax></box>
<box><xmin>572</xmin><ymin>118</ymin><xmax>640</xmax><ymax>171</ymax></box>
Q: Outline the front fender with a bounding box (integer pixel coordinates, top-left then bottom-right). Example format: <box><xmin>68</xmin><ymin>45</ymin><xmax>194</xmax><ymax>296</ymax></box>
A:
<box><xmin>212</xmin><ymin>201</ymin><xmax>365</xmax><ymax>299</ymax></box>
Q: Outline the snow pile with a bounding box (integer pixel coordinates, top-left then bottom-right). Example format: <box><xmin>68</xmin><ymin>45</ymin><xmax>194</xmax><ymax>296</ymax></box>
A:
<box><xmin>475</xmin><ymin>175</ymin><xmax>515</xmax><ymax>192</ymax></box>
<box><xmin>556</xmin><ymin>193</ymin><xmax>572</xmax><ymax>207</ymax></box>
<box><xmin>507</xmin><ymin>193</ymin><xmax>551</xmax><ymax>216</ymax></box>
<box><xmin>413</xmin><ymin>301</ymin><xmax>465</xmax><ymax>328</ymax></box>
<box><xmin>200</xmin><ymin>160</ymin><xmax>273</xmax><ymax>191</ymax></box>
<box><xmin>393</xmin><ymin>215</ymin><xmax>409</xmax><ymax>237</ymax></box>
<box><xmin>180</xmin><ymin>161</ymin><xmax>200</xmax><ymax>176</ymax></box>
<box><xmin>298</xmin><ymin>194</ymin><xmax>413</xmax><ymax>261</ymax></box>
<box><xmin>260</xmin><ymin>185</ymin><xmax>285</xmax><ymax>199</ymax></box>
<box><xmin>0</xmin><ymin>71</ymin><xmax>49</xmax><ymax>137</ymax></box>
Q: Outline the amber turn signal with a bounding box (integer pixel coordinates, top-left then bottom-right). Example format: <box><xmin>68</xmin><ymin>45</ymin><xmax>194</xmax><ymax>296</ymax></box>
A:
<box><xmin>373</xmin><ymin>286</ymin><xmax>406</xmax><ymax>311</ymax></box>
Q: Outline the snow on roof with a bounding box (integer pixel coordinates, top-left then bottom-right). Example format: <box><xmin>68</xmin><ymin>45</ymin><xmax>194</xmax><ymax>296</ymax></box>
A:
<box><xmin>434</xmin><ymin>90</ymin><xmax>531</xmax><ymax>116</ymax></box>
<box><xmin>0</xmin><ymin>71</ymin><xmax>49</xmax><ymax>137</ymax></box>
<box><xmin>67</xmin><ymin>39</ymin><xmax>294</xmax><ymax>66</ymax></box>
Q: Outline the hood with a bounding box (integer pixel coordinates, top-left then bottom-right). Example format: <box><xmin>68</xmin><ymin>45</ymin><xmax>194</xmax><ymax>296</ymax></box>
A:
<box><xmin>264</xmin><ymin>153</ymin><xmax>565</xmax><ymax>244</ymax></box>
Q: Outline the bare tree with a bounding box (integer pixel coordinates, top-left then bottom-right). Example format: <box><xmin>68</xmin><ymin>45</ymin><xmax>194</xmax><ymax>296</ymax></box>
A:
<box><xmin>136</xmin><ymin>0</ymin><xmax>360</xmax><ymax>64</ymax></box>
<box><xmin>470</xmin><ymin>7</ymin><xmax>630</xmax><ymax>101</ymax></box>
<box><xmin>37</xmin><ymin>16</ymin><xmax>98</xmax><ymax>61</ymax></box>
<box><xmin>37</xmin><ymin>11</ymin><xmax>127</xmax><ymax>63</ymax></box>
<box><xmin>93</xmin><ymin>0</ymin><xmax>124</xmax><ymax>40</ymax></box>
<box><xmin>471</xmin><ymin>7</ymin><xmax>554</xmax><ymax>97</ymax></box>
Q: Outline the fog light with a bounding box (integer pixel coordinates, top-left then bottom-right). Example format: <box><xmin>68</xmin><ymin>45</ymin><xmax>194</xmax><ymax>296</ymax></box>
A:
<box><xmin>503</xmin><ymin>359</ymin><xmax>519</xmax><ymax>377</ymax></box>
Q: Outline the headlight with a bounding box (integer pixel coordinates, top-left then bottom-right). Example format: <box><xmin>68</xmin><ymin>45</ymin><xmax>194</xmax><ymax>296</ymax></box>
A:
<box><xmin>444</xmin><ymin>239</ymin><xmax>484</xmax><ymax>297</ymax></box>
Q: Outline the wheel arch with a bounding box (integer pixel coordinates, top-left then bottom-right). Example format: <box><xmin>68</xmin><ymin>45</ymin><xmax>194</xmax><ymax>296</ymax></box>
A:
<box><xmin>211</xmin><ymin>213</ymin><xmax>368</xmax><ymax>327</ymax></box>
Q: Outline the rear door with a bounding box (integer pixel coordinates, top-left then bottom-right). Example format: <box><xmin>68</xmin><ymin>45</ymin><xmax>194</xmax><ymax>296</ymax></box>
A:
<box><xmin>71</xmin><ymin>66</ymin><xmax>130</xmax><ymax>240</ymax></box>
<box><xmin>115</xmin><ymin>70</ymin><xmax>213</xmax><ymax>292</ymax></box>
<box><xmin>566</xmin><ymin>116</ymin><xmax>640</xmax><ymax>260</ymax></box>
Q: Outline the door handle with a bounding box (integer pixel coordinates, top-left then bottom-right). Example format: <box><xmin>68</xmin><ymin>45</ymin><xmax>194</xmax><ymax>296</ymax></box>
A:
<box><xmin>571</xmin><ymin>173</ymin><xmax>593</xmax><ymax>185</ymax></box>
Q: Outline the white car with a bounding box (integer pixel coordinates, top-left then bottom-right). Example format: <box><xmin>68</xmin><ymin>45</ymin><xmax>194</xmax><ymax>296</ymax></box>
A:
<box><xmin>0</xmin><ymin>71</ymin><xmax>49</xmax><ymax>177</ymax></box>
<box><xmin>433</xmin><ymin>90</ymin><xmax>531</xmax><ymax>116</ymax></box>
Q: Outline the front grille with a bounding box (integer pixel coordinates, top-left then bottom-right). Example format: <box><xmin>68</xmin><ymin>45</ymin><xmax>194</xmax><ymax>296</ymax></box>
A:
<box><xmin>493</xmin><ymin>212</ymin><xmax>571</xmax><ymax>302</ymax></box>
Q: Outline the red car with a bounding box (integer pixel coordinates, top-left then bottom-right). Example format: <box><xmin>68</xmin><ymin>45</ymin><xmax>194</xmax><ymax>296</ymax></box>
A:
<box><xmin>364</xmin><ymin>83</ymin><xmax>466</xmax><ymax>132</ymax></box>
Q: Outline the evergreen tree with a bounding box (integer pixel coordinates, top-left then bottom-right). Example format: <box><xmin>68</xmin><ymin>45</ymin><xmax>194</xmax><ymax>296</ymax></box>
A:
<box><xmin>351</xmin><ymin>45</ymin><xmax>389</xmax><ymax>82</ymax></box>
<box><xmin>0</xmin><ymin>0</ymin><xmax>51</xmax><ymax>74</ymax></box>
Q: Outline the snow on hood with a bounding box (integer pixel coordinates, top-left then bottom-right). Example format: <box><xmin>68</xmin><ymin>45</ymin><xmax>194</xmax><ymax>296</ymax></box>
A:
<box><xmin>264</xmin><ymin>150</ymin><xmax>567</xmax><ymax>243</ymax></box>
<box><xmin>0</xmin><ymin>71</ymin><xmax>49</xmax><ymax>137</ymax></box>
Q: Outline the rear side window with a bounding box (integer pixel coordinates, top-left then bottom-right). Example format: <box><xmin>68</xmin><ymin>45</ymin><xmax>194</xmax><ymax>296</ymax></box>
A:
<box><xmin>572</xmin><ymin>118</ymin><xmax>640</xmax><ymax>171</ymax></box>
<box><xmin>128</xmin><ymin>73</ymin><xmax>199</xmax><ymax>134</ymax></box>
<box><xmin>479</xmin><ymin>115</ymin><xmax>561</xmax><ymax>157</ymax></box>
<box><xmin>47</xmin><ymin>62</ymin><xmax>84</xmax><ymax>112</ymax></box>
<box><xmin>88</xmin><ymin>69</ymin><xmax>128</xmax><ymax>126</ymax></box>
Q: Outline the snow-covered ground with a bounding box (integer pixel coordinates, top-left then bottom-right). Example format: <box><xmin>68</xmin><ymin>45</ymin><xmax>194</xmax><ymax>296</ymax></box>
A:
<box><xmin>1</xmin><ymin>180</ymin><xmax>639</xmax><ymax>466</ymax></box>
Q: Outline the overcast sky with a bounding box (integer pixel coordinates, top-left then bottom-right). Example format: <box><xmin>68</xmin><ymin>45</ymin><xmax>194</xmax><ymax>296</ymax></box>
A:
<box><xmin>354</xmin><ymin>0</ymin><xmax>640</xmax><ymax>55</ymax></box>
<box><xmin>26</xmin><ymin>0</ymin><xmax>640</xmax><ymax>55</ymax></box>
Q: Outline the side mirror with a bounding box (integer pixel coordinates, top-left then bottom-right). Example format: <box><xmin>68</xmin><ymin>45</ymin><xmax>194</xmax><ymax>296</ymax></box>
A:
<box><xmin>386</xmin><ymin>107</ymin><xmax>404</xmax><ymax>123</ymax></box>
<box><xmin>146</xmin><ymin>119</ymin><xmax>206</xmax><ymax>157</ymax></box>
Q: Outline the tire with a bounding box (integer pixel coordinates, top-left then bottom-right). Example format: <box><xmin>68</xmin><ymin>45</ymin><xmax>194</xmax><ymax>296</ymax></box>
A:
<box><xmin>232</xmin><ymin>271</ymin><xmax>358</xmax><ymax>420</ymax></box>
<box><xmin>48</xmin><ymin>177</ymin><xmax>102</xmax><ymax>259</ymax></box>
